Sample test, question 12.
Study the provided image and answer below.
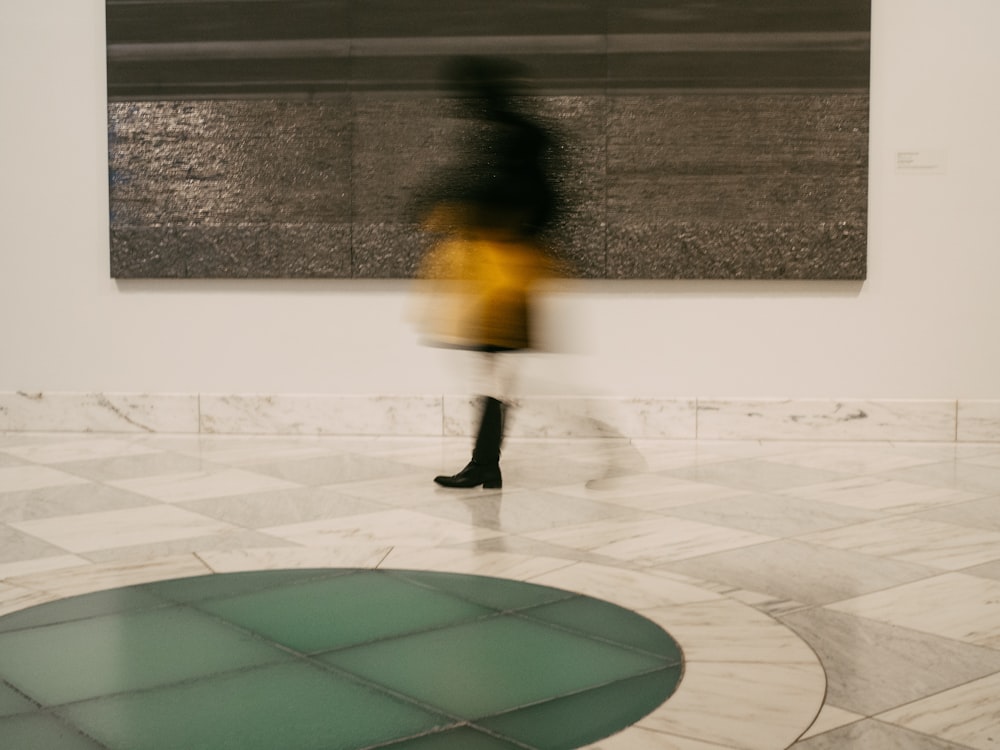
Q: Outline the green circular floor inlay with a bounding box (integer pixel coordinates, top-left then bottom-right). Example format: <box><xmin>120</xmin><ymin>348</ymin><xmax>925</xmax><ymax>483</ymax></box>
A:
<box><xmin>0</xmin><ymin>569</ymin><xmax>684</xmax><ymax>750</ymax></box>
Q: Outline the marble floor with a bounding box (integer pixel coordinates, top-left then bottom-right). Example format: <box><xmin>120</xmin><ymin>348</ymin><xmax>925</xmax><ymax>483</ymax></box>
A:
<box><xmin>2</xmin><ymin>431</ymin><xmax>1000</xmax><ymax>749</ymax></box>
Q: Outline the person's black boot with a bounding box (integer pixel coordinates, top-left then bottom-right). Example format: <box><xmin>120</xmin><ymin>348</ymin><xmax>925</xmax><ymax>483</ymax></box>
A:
<box><xmin>433</xmin><ymin>459</ymin><xmax>502</xmax><ymax>489</ymax></box>
<box><xmin>434</xmin><ymin>397</ymin><xmax>504</xmax><ymax>488</ymax></box>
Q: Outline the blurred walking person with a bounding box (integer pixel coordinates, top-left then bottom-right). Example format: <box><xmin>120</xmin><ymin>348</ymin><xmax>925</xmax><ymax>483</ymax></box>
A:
<box><xmin>414</xmin><ymin>56</ymin><xmax>565</xmax><ymax>489</ymax></box>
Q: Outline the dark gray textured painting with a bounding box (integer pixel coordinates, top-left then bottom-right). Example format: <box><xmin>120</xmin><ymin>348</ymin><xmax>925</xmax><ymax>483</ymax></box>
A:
<box><xmin>107</xmin><ymin>0</ymin><xmax>870</xmax><ymax>279</ymax></box>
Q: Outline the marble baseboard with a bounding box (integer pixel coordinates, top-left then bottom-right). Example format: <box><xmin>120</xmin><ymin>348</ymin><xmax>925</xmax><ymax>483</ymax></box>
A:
<box><xmin>0</xmin><ymin>392</ymin><xmax>199</xmax><ymax>433</ymax></box>
<box><xmin>444</xmin><ymin>396</ymin><xmax>698</xmax><ymax>440</ymax></box>
<box><xmin>958</xmin><ymin>400</ymin><xmax>1000</xmax><ymax>443</ymax></box>
<box><xmin>3</xmin><ymin>393</ymin><xmax>999</xmax><ymax>442</ymax></box>
<box><xmin>199</xmin><ymin>394</ymin><xmax>442</xmax><ymax>436</ymax></box>
<box><xmin>697</xmin><ymin>399</ymin><xmax>959</xmax><ymax>442</ymax></box>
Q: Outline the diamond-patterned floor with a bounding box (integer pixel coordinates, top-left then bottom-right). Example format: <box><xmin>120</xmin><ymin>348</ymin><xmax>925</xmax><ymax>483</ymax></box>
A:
<box><xmin>3</xmin><ymin>432</ymin><xmax>1000</xmax><ymax>748</ymax></box>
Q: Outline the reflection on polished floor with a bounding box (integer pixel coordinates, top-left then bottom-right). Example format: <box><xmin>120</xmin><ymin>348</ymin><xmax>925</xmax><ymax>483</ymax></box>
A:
<box><xmin>2</xmin><ymin>432</ymin><xmax>1000</xmax><ymax>748</ymax></box>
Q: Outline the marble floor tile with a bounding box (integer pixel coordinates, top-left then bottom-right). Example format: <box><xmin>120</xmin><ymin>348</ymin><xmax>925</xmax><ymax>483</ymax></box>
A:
<box><xmin>54</xmin><ymin>451</ymin><xmax>221</xmax><ymax>482</ymax></box>
<box><xmin>4</xmin><ymin>555</ymin><xmax>212</xmax><ymax>598</ymax></box>
<box><xmin>0</xmin><ymin>434</ymin><xmax>50</xmax><ymax>450</ymax></box>
<box><xmin>586</xmin><ymin>726</ymin><xmax>738</xmax><ymax>749</ymax></box>
<box><xmin>0</xmin><ymin>437</ymin><xmax>160</xmax><ymax>465</ymax></box>
<box><xmin>662</xmin><ymin>540</ymin><xmax>939</xmax><ymax>607</ymax></box>
<box><xmin>797</xmin><ymin>706</ymin><xmax>864</xmax><ymax>741</ymax></box>
<box><xmin>0</xmin><ymin>465</ymin><xmax>88</xmax><ymax>494</ymax></box>
<box><xmin>963</xmin><ymin>559</ymin><xmax>1000</xmax><ymax>582</ymax></box>
<box><xmin>177</xmin><ymin>486</ymin><xmax>389</xmax><ymax>529</ymax></box>
<box><xmin>370</xmin><ymin>436</ymin><xmax>472</xmax><ymax>451</ymax></box>
<box><xmin>0</xmin><ymin>453</ymin><xmax>25</xmax><ymax>469</ymax></box>
<box><xmin>663</xmin><ymin>492</ymin><xmax>884</xmax><ymax>538</ymax></box>
<box><xmin>636</xmin><ymin>661</ymin><xmax>824</xmax><ymax>750</ymax></box>
<box><xmin>199</xmin><ymin>545</ymin><xmax>394</xmax><ymax>573</ymax></box>
<box><xmin>887</xmin><ymin>442</ymin><xmax>1000</xmax><ymax>460</ymax></box>
<box><xmin>914</xmin><ymin>495</ymin><xmax>1000</xmax><ymax>532</ymax></box>
<box><xmin>765</xmin><ymin>444</ymin><xmax>938</xmax><ymax>475</ymax></box>
<box><xmin>964</xmin><ymin>450</ymin><xmax>1000</xmax><ymax>469</ymax></box>
<box><xmin>81</xmin><ymin>528</ymin><xmax>295</xmax><ymax>564</ymax></box>
<box><xmin>351</xmin><ymin>439</ymin><xmax>470</xmax><ymax>470</ymax></box>
<box><xmin>828</xmin><ymin>573</ymin><xmax>1000</xmax><ymax>649</ymax></box>
<box><xmin>796</xmin><ymin>516</ymin><xmax>1000</xmax><ymax>570</ymax></box>
<box><xmin>228</xmin><ymin>440</ymin><xmax>377</xmax><ymax>464</ymax></box>
<box><xmin>415</xmin><ymin>488</ymin><xmax>643</xmax><ymax>535</ymax></box>
<box><xmin>878</xmin><ymin>461</ymin><xmax>1000</xmax><ymax>495</ymax></box>
<box><xmin>724</xmin><ymin>588</ymin><xmax>811</xmax><ymax>619</ymax></box>
<box><xmin>779</xmin><ymin>476</ymin><xmax>985</xmax><ymax>514</ymax></box>
<box><xmin>0</xmin><ymin>526</ymin><xmax>75</xmax><ymax>564</ymax></box>
<box><xmin>548</xmin><ymin>475</ymin><xmax>746</xmax><ymax>512</ymax></box>
<box><xmin>334</xmin><ymin>475</ymin><xmax>498</xmax><ymax>507</ymax></box>
<box><xmin>792</xmin><ymin>718</ymin><xmax>974</xmax><ymax>749</ymax></box>
<box><xmin>664</xmin><ymin>460</ymin><xmax>850</xmax><ymax>493</ymax></box>
<box><xmin>122</xmin><ymin>434</ymin><xmax>209</xmax><ymax>453</ymax></box>
<box><xmin>244</xmin><ymin>453</ymin><xmax>421</xmax><ymax>487</ymax></box>
<box><xmin>525</xmin><ymin>516</ymin><xmax>773</xmax><ymax>566</ymax></box>
<box><xmin>563</xmin><ymin>441</ymin><xmax>653</xmax><ymax>479</ymax></box>
<box><xmin>160</xmin><ymin>435</ymin><xmax>369</xmax><ymax>465</ymax></box>
<box><xmin>877</xmin><ymin>672</ymin><xmax>1000</xmax><ymax>750</ymax></box>
<box><xmin>448</xmin><ymin>533</ymin><xmax>646</xmax><ymax>568</ymax></box>
<box><xmin>0</xmin><ymin>555</ymin><xmax>89</xmax><ymax>583</ymax></box>
<box><xmin>577</xmin><ymin>444</ymin><xmax>697</xmax><ymax>475</ymax></box>
<box><xmin>527</xmin><ymin>563</ymin><xmax>722</xmax><ymax>610</ymax></box>
<box><xmin>499</xmin><ymin>455</ymin><xmax>618</xmax><ymax>489</ymax></box>
<box><xmin>625</xmin><ymin>442</ymin><xmax>718</xmax><ymax>472</ymax></box>
<box><xmin>500</xmin><ymin>438</ymin><xmax>626</xmax><ymax>463</ymax></box>
<box><xmin>262</xmin><ymin>508</ymin><xmax>504</xmax><ymax>549</ymax></box>
<box><xmin>646</xmin><ymin>598</ymin><xmax>818</xmax><ymax>664</ymax></box>
<box><xmin>108</xmin><ymin>469</ymin><xmax>300</xmax><ymax>503</ymax></box>
<box><xmin>682</xmin><ymin>440</ymin><xmax>823</xmax><ymax>461</ymax></box>
<box><xmin>9</xmin><ymin>506</ymin><xmax>238</xmax><ymax>554</ymax></box>
<box><xmin>0</xmin><ymin>483</ymin><xmax>154</xmax><ymax>523</ymax></box>
<box><xmin>779</xmin><ymin>606</ymin><xmax>1000</xmax><ymax>715</ymax></box>
<box><xmin>381</xmin><ymin>547</ymin><xmax>575</xmax><ymax>582</ymax></box>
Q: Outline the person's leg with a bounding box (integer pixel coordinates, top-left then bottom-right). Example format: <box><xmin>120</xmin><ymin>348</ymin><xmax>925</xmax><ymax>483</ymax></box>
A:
<box><xmin>434</xmin><ymin>351</ymin><xmax>516</xmax><ymax>488</ymax></box>
<box><xmin>434</xmin><ymin>394</ymin><xmax>504</xmax><ymax>488</ymax></box>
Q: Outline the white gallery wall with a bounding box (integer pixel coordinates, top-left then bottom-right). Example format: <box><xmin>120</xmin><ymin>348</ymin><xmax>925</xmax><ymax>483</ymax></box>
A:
<box><xmin>1</xmin><ymin>1</ymin><xmax>999</xmax><ymax>437</ymax></box>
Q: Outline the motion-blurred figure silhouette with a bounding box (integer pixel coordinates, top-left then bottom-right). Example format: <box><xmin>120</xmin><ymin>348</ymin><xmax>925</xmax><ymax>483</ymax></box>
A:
<box><xmin>414</xmin><ymin>56</ymin><xmax>565</xmax><ymax>489</ymax></box>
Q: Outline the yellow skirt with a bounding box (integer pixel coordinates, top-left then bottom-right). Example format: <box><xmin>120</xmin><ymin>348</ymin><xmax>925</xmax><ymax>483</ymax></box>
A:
<box><xmin>414</xmin><ymin>237</ymin><xmax>556</xmax><ymax>351</ymax></box>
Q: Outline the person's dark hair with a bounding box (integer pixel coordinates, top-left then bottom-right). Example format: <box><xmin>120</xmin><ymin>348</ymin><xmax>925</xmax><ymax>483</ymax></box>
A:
<box><xmin>441</xmin><ymin>56</ymin><xmax>527</xmax><ymax>114</ymax></box>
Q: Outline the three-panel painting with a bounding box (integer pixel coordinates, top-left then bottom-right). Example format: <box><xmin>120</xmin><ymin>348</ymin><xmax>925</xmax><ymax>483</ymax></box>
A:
<box><xmin>106</xmin><ymin>0</ymin><xmax>870</xmax><ymax>280</ymax></box>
